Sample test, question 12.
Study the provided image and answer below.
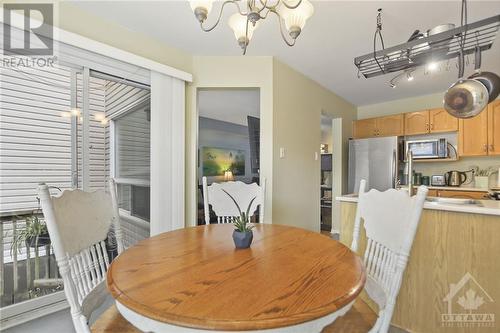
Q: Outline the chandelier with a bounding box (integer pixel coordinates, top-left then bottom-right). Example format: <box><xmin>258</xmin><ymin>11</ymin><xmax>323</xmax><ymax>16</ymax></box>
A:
<box><xmin>189</xmin><ymin>0</ymin><xmax>314</xmax><ymax>54</ymax></box>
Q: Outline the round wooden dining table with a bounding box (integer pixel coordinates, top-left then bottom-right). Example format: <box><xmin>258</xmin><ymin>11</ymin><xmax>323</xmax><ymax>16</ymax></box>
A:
<box><xmin>107</xmin><ymin>224</ymin><xmax>366</xmax><ymax>333</ymax></box>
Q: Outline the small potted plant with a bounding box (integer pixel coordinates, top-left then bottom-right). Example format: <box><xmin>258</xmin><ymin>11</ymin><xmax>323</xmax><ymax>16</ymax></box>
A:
<box><xmin>11</xmin><ymin>214</ymin><xmax>51</xmax><ymax>255</ymax></box>
<box><xmin>223</xmin><ymin>189</ymin><xmax>256</xmax><ymax>249</ymax></box>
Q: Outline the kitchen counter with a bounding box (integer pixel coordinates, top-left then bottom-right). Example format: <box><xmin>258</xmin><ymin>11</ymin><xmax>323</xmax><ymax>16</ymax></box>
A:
<box><xmin>336</xmin><ymin>193</ymin><xmax>500</xmax><ymax>216</ymax></box>
<box><xmin>338</xmin><ymin>198</ymin><xmax>500</xmax><ymax>333</ymax></box>
<box><xmin>412</xmin><ymin>185</ymin><xmax>488</xmax><ymax>192</ymax></box>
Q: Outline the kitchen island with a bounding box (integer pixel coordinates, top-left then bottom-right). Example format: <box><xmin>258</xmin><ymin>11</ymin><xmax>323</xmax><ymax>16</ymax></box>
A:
<box><xmin>337</xmin><ymin>194</ymin><xmax>500</xmax><ymax>333</ymax></box>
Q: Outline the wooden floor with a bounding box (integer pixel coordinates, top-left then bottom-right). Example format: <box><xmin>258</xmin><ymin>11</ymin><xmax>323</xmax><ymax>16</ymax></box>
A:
<box><xmin>91</xmin><ymin>305</ymin><xmax>141</xmax><ymax>333</ymax></box>
<box><xmin>322</xmin><ymin>299</ymin><xmax>409</xmax><ymax>333</ymax></box>
<box><xmin>388</xmin><ymin>326</ymin><xmax>410</xmax><ymax>333</ymax></box>
<box><xmin>322</xmin><ymin>299</ymin><xmax>377</xmax><ymax>333</ymax></box>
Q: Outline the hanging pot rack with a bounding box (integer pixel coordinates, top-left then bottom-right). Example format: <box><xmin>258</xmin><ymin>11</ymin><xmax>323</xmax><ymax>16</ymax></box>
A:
<box><xmin>354</xmin><ymin>14</ymin><xmax>500</xmax><ymax>78</ymax></box>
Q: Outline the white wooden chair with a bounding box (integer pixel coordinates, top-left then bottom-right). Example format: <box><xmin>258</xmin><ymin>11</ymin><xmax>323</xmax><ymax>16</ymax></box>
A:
<box><xmin>38</xmin><ymin>179</ymin><xmax>130</xmax><ymax>333</ymax></box>
<box><xmin>346</xmin><ymin>179</ymin><xmax>428</xmax><ymax>333</ymax></box>
<box><xmin>202</xmin><ymin>177</ymin><xmax>265</xmax><ymax>224</ymax></box>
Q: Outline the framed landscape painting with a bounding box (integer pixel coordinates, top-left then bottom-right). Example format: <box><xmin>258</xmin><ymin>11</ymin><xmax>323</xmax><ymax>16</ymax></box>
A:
<box><xmin>202</xmin><ymin>147</ymin><xmax>245</xmax><ymax>177</ymax></box>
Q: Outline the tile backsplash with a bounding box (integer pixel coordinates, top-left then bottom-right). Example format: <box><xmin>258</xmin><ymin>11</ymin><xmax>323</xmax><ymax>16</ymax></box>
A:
<box><xmin>414</xmin><ymin>156</ymin><xmax>500</xmax><ymax>188</ymax></box>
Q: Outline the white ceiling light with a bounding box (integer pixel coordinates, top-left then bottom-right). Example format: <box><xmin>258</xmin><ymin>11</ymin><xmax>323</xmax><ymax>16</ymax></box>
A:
<box><xmin>278</xmin><ymin>0</ymin><xmax>314</xmax><ymax>39</ymax></box>
<box><xmin>189</xmin><ymin>0</ymin><xmax>214</xmax><ymax>21</ymax></box>
<box><xmin>427</xmin><ymin>62</ymin><xmax>439</xmax><ymax>72</ymax></box>
<box><xmin>228</xmin><ymin>13</ymin><xmax>259</xmax><ymax>49</ymax></box>
<box><xmin>189</xmin><ymin>0</ymin><xmax>314</xmax><ymax>54</ymax></box>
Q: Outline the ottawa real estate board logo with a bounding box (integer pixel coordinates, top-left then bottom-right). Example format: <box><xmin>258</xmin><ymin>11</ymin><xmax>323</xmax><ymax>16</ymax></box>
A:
<box><xmin>2</xmin><ymin>3</ymin><xmax>56</xmax><ymax>68</ymax></box>
<box><xmin>441</xmin><ymin>272</ymin><xmax>495</xmax><ymax>328</ymax></box>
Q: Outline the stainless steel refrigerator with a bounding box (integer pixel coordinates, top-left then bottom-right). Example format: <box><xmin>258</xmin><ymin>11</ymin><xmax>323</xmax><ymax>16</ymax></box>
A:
<box><xmin>348</xmin><ymin>136</ymin><xmax>399</xmax><ymax>193</ymax></box>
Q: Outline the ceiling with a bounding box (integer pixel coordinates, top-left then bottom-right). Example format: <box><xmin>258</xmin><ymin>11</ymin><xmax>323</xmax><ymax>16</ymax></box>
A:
<box><xmin>198</xmin><ymin>89</ymin><xmax>260</xmax><ymax>125</ymax></box>
<box><xmin>72</xmin><ymin>1</ymin><xmax>500</xmax><ymax>106</ymax></box>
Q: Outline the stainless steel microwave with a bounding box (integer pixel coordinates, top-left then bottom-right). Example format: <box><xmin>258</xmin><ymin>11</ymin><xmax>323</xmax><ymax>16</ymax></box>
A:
<box><xmin>405</xmin><ymin>138</ymin><xmax>447</xmax><ymax>159</ymax></box>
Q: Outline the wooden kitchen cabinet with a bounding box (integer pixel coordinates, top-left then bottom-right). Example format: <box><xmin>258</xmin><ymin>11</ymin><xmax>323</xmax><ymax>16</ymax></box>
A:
<box><xmin>353</xmin><ymin>118</ymin><xmax>377</xmax><ymax>138</ymax></box>
<box><xmin>426</xmin><ymin>189</ymin><xmax>438</xmax><ymax>197</ymax></box>
<box><xmin>353</xmin><ymin>114</ymin><xmax>404</xmax><ymax>139</ymax></box>
<box><xmin>487</xmin><ymin>100</ymin><xmax>500</xmax><ymax>155</ymax></box>
<box><xmin>458</xmin><ymin>110</ymin><xmax>488</xmax><ymax>156</ymax></box>
<box><xmin>429</xmin><ymin>108</ymin><xmax>458</xmax><ymax>133</ymax></box>
<box><xmin>405</xmin><ymin>109</ymin><xmax>458</xmax><ymax>135</ymax></box>
<box><xmin>404</xmin><ymin>111</ymin><xmax>429</xmax><ymax>135</ymax></box>
<box><xmin>436</xmin><ymin>190</ymin><xmax>488</xmax><ymax>200</ymax></box>
<box><xmin>377</xmin><ymin>114</ymin><xmax>404</xmax><ymax>136</ymax></box>
<box><xmin>354</xmin><ymin>108</ymin><xmax>456</xmax><ymax>139</ymax></box>
<box><xmin>458</xmin><ymin>101</ymin><xmax>500</xmax><ymax>157</ymax></box>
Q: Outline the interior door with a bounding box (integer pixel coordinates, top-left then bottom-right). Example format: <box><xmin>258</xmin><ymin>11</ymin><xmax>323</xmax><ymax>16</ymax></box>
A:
<box><xmin>404</xmin><ymin>111</ymin><xmax>429</xmax><ymax>135</ymax></box>
<box><xmin>488</xmin><ymin>100</ymin><xmax>500</xmax><ymax>155</ymax></box>
<box><xmin>247</xmin><ymin>116</ymin><xmax>260</xmax><ymax>173</ymax></box>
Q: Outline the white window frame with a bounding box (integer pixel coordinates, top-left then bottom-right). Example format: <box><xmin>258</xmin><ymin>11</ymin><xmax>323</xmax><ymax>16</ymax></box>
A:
<box><xmin>0</xmin><ymin>12</ymin><xmax>191</xmax><ymax>329</ymax></box>
<box><xmin>82</xmin><ymin>67</ymin><xmax>91</xmax><ymax>191</ymax></box>
<box><xmin>110</xmin><ymin>97</ymin><xmax>152</xmax><ymax>227</ymax></box>
<box><xmin>0</xmin><ymin>292</ymin><xmax>67</xmax><ymax>330</ymax></box>
<box><xmin>0</xmin><ymin>64</ymin><xmax>102</xmax><ymax>329</ymax></box>
<box><xmin>109</xmin><ymin>95</ymin><xmax>151</xmax><ymax>185</ymax></box>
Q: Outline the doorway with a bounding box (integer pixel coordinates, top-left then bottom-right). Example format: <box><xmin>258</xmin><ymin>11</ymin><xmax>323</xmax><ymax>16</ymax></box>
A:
<box><xmin>320</xmin><ymin>115</ymin><xmax>343</xmax><ymax>235</ymax></box>
<box><xmin>320</xmin><ymin>115</ymin><xmax>333</xmax><ymax>233</ymax></box>
<box><xmin>196</xmin><ymin>88</ymin><xmax>260</xmax><ymax>225</ymax></box>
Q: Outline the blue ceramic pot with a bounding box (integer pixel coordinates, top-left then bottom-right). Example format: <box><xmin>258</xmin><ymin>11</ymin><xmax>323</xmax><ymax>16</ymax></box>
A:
<box><xmin>232</xmin><ymin>230</ymin><xmax>253</xmax><ymax>249</ymax></box>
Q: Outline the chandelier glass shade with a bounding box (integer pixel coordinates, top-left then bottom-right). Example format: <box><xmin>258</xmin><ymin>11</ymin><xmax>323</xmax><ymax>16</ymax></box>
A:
<box><xmin>189</xmin><ymin>0</ymin><xmax>314</xmax><ymax>54</ymax></box>
<box><xmin>189</xmin><ymin>0</ymin><xmax>214</xmax><ymax>15</ymax></box>
<box><xmin>228</xmin><ymin>13</ymin><xmax>260</xmax><ymax>48</ymax></box>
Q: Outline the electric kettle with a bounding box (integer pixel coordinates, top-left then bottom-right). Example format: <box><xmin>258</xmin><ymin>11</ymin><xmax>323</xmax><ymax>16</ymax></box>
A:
<box><xmin>444</xmin><ymin>170</ymin><xmax>468</xmax><ymax>187</ymax></box>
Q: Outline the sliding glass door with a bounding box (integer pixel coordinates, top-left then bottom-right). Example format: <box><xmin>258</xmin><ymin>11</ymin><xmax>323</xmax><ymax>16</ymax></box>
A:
<box><xmin>1</xmin><ymin>63</ymin><xmax>74</xmax><ymax>308</ymax></box>
<box><xmin>0</xmin><ymin>64</ymin><xmax>150</xmax><ymax>311</ymax></box>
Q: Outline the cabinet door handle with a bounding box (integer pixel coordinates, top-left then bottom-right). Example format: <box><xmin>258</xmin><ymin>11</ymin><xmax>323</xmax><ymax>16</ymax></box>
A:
<box><xmin>483</xmin><ymin>144</ymin><xmax>488</xmax><ymax>152</ymax></box>
<box><xmin>430</xmin><ymin>123</ymin><xmax>434</xmax><ymax>130</ymax></box>
<box><xmin>490</xmin><ymin>144</ymin><xmax>494</xmax><ymax>151</ymax></box>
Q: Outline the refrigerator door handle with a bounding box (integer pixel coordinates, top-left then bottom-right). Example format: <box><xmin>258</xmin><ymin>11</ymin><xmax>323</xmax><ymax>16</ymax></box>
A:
<box><xmin>392</xmin><ymin>149</ymin><xmax>397</xmax><ymax>188</ymax></box>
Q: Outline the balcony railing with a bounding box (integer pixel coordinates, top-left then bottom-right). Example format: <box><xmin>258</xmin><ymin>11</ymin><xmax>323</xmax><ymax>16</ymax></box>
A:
<box><xmin>1</xmin><ymin>212</ymin><xmax>63</xmax><ymax>307</ymax></box>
